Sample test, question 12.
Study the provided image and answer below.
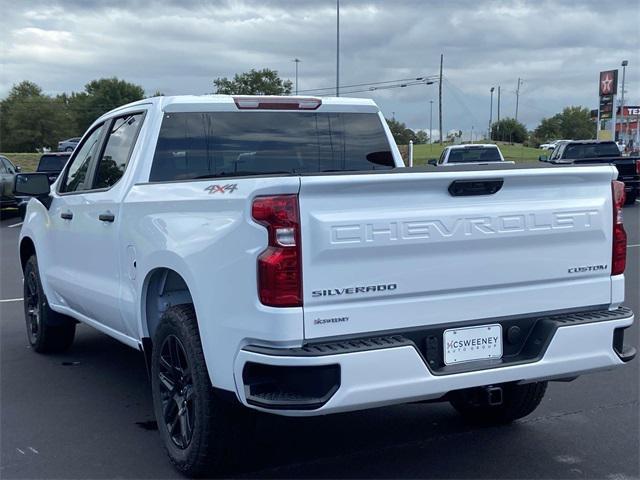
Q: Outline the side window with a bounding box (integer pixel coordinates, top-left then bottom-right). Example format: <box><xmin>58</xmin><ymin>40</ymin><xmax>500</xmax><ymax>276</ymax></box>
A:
<box><xmin>60</xmin><ymin>124</ymin><xmax>105</xmax><ymax>193</ymax></box>
<box><xmin>0</xmin><ymin>158</ymin><xmax>7</xmax><ymax>174</ymax></box>
<box><xmin>438</xmin><ymin>149</ymin><xmax>446</xmax><ymax>164</ymax></box>
<box><xmin>93</xmin><ymin>113</ymin><xmax>143</xmax><ymax>189</ymax></box>
<box><xmin>1</xmin><ymin>157</ymin><xmax>14</xmax><ymax>173</ymax></box>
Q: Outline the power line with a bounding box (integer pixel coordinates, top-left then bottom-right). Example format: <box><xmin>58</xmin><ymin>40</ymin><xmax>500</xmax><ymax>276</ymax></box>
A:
<box><xmin>326</xmin><ymin>80</ymin><xmax>434</xmax><ymax>96</ymax></box>
<box><xmin>296</xmin><ymin>75</ymin><xmax>439</xmax><ymax>94</ymax></box>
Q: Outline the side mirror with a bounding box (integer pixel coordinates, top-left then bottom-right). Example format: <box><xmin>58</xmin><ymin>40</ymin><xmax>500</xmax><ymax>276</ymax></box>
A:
<box><xmin>15</xmin><ymin>165</ymin><xmax>21</xmax><ymax>172</ymax></box>
<box><xmin>14</xmin><ymin>173</ymin><xmax>51</xmax><ymax>198</ymax></box>
<box><xmin>538</xmin><ymin>155</ymin><xmax>548</xmax><ymax>162</ymax></box>
<box><xmin>427</xmin><ymin>159</ymin><xmax>438</xmax><ymax>166</ymax></box>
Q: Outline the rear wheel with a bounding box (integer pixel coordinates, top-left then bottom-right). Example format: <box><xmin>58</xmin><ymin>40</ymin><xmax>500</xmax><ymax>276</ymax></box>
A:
<box><xmin>449</xmin><ymin>381</ymin><xmax>547</xmax><ymax>424</ymax></box>
<box><xmin>624</xmin><ymin>191</ymin><xmax>637</xmax><ymax>205</ymax></box>
<box><xmin>23</xmin><ymin>255</ymin><xmax>76</xmax><ymax>353</ymax></box>
<box><xmin>151</xmin><ymin>305</ymin><xmax>251</xmax><ymax>477</ymax></box>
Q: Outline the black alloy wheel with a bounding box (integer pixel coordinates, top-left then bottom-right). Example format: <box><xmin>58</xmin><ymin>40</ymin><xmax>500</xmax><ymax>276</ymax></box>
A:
<box><xmin>24</xmin><ymin>266</ymin><xmax>41</xmax><ymax>344</ymax></box>
<box><xmin>158</xmin><ymin>334</ymin><xmax>195</xmax><ymax>450</ymax></box>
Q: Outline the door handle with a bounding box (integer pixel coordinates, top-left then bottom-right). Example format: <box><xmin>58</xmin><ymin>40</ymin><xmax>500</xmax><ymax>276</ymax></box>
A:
<box><xmin>448</xmin><ymin>179</ymin><xmax>504</xmax><ymax>196</ymax></box>
<box><xmin>98</xmin><ymin>212</ymin><xmax>115</xmax><ymax>222</ymax></box>
<box><xmin>60</xmin><ymin>211</ymin><xmax>73</xmax><ymax>220</ymax></box>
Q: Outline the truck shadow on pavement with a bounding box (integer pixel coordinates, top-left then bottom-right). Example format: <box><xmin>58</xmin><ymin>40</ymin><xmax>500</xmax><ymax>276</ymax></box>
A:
<box><xmin>42</xmin><ymin>326</ymin><xmax>586</xmax><ymax>479</ymax></box>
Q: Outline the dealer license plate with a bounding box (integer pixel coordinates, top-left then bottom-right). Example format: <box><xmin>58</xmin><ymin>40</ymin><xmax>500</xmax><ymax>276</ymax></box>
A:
<box><xmin>443</xmin><ymin>324</ymin><xmax>503</xmax><ymax>365</ymax></box>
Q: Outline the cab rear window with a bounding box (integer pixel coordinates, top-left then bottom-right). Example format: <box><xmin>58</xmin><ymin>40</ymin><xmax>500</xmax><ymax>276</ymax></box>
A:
<box><xmin>149</xmin><ymin>112</ymin><xmax>394</xmax><ymax>182</ymax></box>
<box><xmin>37</xmin><ymin>155</ymin><xmax>68</xmax><ymax>172</ymax></box>
<box><xmin>563</xmin><ymin>142</ymin><xmax>620</xmax><ymax>159</ymax></box>
<box><xmin>446</xmin><ymin>147</ymin><xmax>502</xmax><ymax>163</ymax></box>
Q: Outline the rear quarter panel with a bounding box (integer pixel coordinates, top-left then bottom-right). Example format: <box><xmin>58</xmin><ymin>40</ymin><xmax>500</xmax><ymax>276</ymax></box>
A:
<box><xmin>119</xmin><ymin>176</ymin><xmax>303</xmax><ymax>391</ymax></box>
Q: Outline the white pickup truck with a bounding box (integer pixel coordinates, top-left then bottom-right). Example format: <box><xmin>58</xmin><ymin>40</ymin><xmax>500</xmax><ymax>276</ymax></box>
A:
<box><xmin>16</xmin><ymin>95</ymin><xmax>635</xmax><ymax>476</ymax></box>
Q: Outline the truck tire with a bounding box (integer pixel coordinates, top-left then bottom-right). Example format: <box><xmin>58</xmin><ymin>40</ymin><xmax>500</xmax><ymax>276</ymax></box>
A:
<box><xmin>23</xmin><ymin>255</ymin><xmax>76</xmax><ymax>353</ymax></box>
<box><xmin>624</xmin><ymin>191</ymin><xmax>637</xmax><ymax>205</ymax></box>
<box><xmin>449</xmin><ymin>381</ymin><xmax>547</xmax><ymax>424</ymax></box>
<box><xmin>151</xmin><ymin>305</ymin><xmax>249</xmax><ymax>477</ymax></box>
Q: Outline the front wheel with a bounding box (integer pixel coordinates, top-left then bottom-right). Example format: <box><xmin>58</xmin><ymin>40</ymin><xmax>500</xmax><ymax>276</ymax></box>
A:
<box><xmin>151</xmin><ymin>305</ymin><xmax>251</xmax><ymax>477</ymax></box>
<box><xmin>449</xmin><ymin>381</ymin><xmax>547</xmax><ymax>425</ymax></box>
<box><xmin>23</xmin><ymin>255</ymin><xmax>76</xmax><ymax>353</ymax></box>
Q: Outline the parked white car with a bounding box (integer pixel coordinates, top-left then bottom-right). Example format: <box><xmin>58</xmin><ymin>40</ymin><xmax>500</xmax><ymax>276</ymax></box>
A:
<box><xmin>540</xmin><ymin>140</ymin><xmax>572</xmax><ymax>151</ymax></box>
<box><xmin>16</xmin><ymin>95</ymin><xmax>635</xmax><ymax>476</ymax></box>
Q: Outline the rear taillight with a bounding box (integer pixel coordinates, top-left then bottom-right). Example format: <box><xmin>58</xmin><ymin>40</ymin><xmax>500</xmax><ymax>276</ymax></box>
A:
<box><xmin>611</xmin><ymin>180</ymin><xmax>627</xmax><ymax>276</ymax></box>
<box><xmin>252</xmin><ymin>195</ymin><xmax>302</xmax><ymax>307</ymax></box>
<box><xmin>635</xmin><ymin>159</ymin><xmax>640</xmax><ymax>175</ymax></box>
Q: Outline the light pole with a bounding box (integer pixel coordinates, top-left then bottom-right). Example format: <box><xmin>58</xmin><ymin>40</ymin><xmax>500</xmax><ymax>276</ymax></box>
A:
<box><xmin>293</xmin><ymin>58</ymin><xmax>301</xmax><ymax>95</ymax></box>
<box><xmin>489</xmin><ymin>87</ymin><xmax>495</xmax><ymax>140</ymax></box>
<box><xmin>336</xmin><ymin>0</ymin><xmax>340</xmax><ymax>97</ymax></box>
<box><xmin>620</xmin><ymin>60</ymin><xmax>628</xmax><ymax>144</ymax></box>
<box><xmin>497</xmin><ymin>85</ymin><xmax>501</xmax><ymax>137</ymax></box>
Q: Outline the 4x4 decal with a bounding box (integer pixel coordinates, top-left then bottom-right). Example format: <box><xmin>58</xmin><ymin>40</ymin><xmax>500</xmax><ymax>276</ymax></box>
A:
<box><xmin>204</xmin><ymin>183</ymin><xmax>238</xmax><ymax>194</ymax></box>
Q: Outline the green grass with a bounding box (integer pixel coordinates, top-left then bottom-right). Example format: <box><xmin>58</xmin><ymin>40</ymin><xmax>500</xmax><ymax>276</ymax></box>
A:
<box><xmin>1</xmin><ymin>153</ymin><xmax>41</xmax><ymax>172</ymax></box>
<box><xmin>3</xmin><ymin>142</ymin><xmax>546</xmax><ymax>174</ymax></box>
<box><xmin>407</xmin><ymin>142</ymin><xmax>545</xmax><ymax>166</ymax></box>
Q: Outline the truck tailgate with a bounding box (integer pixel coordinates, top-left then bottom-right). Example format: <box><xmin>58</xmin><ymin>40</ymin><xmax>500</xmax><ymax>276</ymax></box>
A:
<box><xmin>299</xmin><ymin>166</ymin><xmax>616</xmax><ymax>340</ymax></box>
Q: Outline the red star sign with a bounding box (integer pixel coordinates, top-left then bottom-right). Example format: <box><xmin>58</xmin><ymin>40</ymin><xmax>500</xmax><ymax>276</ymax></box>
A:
<box><xmin>601</xmin><ymin>73</ymin><xmax>613</xmax><ymax>94</ymax></box>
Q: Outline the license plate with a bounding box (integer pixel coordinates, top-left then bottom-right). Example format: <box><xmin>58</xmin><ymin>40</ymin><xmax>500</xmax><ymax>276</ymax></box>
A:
<box><xmin>443</xmin><ymin>324</ymin><xmax>503</xmax><ymax>365</ymax></box>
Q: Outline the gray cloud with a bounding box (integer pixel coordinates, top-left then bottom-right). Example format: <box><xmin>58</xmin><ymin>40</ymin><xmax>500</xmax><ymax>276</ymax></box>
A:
<box><xmin>1</xmin><ymin>0</ymin><xmax>639</xmax><ymax>133</ymax></box>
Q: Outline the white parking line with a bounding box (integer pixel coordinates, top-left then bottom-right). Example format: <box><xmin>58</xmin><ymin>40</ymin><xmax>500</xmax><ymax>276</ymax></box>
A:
<box><xmin>0</xmin><ymin>298</ymin><xmax>23</xmax><ymax>303</ymax></box>
<box><xmin>7</xmin><ymin>222</ymin><xmax>23</xmax><ymax>228</ymax></box>
<box><xmin>628</xmin><ymin>244</ymin><xmax>640</xmax><ymax>248</ymax></box>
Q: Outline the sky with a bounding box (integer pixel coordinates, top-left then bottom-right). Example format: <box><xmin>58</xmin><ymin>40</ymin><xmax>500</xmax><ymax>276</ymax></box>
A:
<box><xmin>1</xmin><ymin>0</ymin><xmax>639</xmax><ymax>138</ymax></box>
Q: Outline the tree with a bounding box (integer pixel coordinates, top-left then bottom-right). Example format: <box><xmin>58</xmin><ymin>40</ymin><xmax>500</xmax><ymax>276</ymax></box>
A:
<box><xmin>385</xmin><ymin>118</ymin><xmax>418</xmax><ymax>145</ymax></box>
<box><xmin>414</xmin><ymin>130</ymin><xmax>429</xmax><ymax>144</ymax></box>
<box><xmin>491</xmin><ymin>118</ymin><xmax>527</xmax><ymax>143</ymax></box>
<box><xmin>213</xmin><ymin>69</ymin><xmax>292</xmax><ymax>95</ymax></box>
<box><xmin>0</xmin><ymin>81</ymin><xmax>75</xmax><ymax>152</ymax></box>
<box><xmin>533</xmin><ymin>116</ymin><xmax>562</xmax><ymax>142</ymax></box>
<box><xmin>0</xmin><ymin>78</ymin><xmax>145</xmax><ymax>152</ymax></box>
<box><xmin>71</xmin><ymin>77</ymin><xmax>145</xmax><ymax>131</ymax></box>
<box><xmin>533</xmin><ymin>106</ymin><xmax>595</xmax><ymax>144</ymax></box>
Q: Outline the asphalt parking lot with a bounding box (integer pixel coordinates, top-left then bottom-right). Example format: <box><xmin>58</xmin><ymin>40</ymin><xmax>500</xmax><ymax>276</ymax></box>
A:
<box><xmin>1</xmin><ymin>205</ymin><xmax>638</xmax><ymax>479</ymax></box>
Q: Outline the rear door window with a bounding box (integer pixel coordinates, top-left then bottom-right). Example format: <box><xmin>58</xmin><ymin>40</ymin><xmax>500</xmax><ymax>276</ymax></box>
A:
<box><xmin>149</xmin><ymin>112</ymin><xmax>394</xmax><ymax>182</ymax></box>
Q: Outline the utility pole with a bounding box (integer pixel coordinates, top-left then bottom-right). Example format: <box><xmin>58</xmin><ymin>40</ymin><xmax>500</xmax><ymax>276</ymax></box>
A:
<box><xmin>336</xmin><ymin>0</ymin><xmax>340</xmax><ymax>97</ymax></box>
<box><xmin>438</xmin><ymin>53</ymin><xmax>443</xmax><ymax>144</ymax></box>
<box><xmin>429</xmin><ymin>100</ymin><xmax>434</xmax><ymax>150</ymax></box>
<box><xmin>293</xmin><ymin>58</ymin><xmax>301</xmax><ymax>95</ymax></box>
<box><xmin>497</xmin><ymin>85</ymin><xmax>501</xmax><ymax>141</ymax></box>
<box><xmin>515</xmin><ymin>77</ymin><xmax>522</xmax><ymax>122</ymax></box>
<box><xmin>489</xmin><ymin>87</ymin><xmax>495</xmax><ymax>140</ymax></box>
